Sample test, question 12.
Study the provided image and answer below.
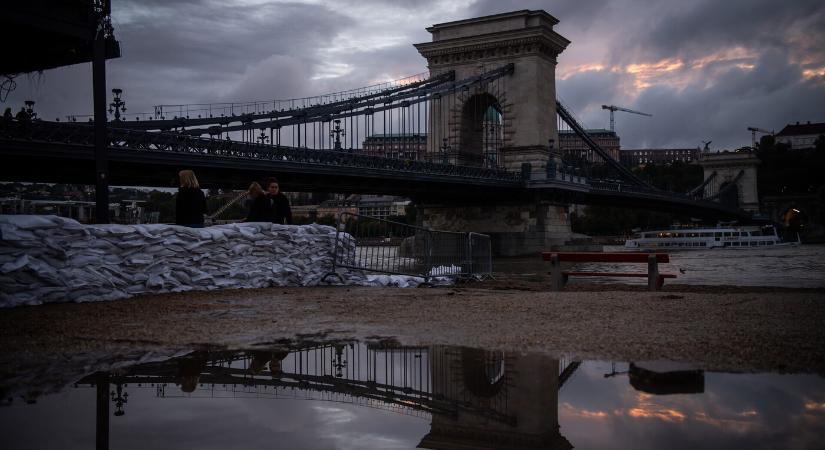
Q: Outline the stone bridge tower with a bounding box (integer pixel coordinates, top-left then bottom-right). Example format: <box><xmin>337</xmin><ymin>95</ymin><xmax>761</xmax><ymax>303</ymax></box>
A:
<box><xmin>413</xmin><ymin>10</ymin><xmax>575</xmax><ymax>256</ymax></box>
<box><xmin>697</xmin><ymin>151</ymin><xmax>760</xmax><ymax>213</ymax></box>
<box><xmin>419</xmin><ymin>347</ymin><xmax>571</xmax><ymax>449</ymax></box>
<box><xmin>415</xmin><ymin>10</ymin><xmax>570</xmax><ymax>175</ymax></box>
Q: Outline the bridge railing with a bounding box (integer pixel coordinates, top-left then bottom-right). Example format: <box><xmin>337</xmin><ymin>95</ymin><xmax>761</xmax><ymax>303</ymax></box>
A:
<box><xmin>0</xmin><ymin>119</ymin><xmax>523</xmax><ymax>183</ymax></box>
<box><xmin>589</xmin><ymin>178</ymin><xmax>690</xmax><ymax>197</ymax></box>
<box><xmin>324</xmin><ymin>212</ymin><xmax>492</xmax><ymax>282</ymax></box>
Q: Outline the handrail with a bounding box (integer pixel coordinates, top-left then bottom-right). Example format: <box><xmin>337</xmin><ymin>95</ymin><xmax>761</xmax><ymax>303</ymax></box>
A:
<box><xmin>0</xmin><ymin>119</ymin><xmax>523</xmax><ymax>183</ymax></box>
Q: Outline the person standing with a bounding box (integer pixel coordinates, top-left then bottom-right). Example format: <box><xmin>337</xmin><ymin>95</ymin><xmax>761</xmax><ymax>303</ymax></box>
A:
<box><xmin>264</xmin><ymin>177</ymin><xmax>292</xmax><ymax>225</ymax></box>
<box><xmin>175</xmin><ymin>169</ymin><xmax>207</xmax><ymax>227</ymax></box>
<box><xmin>244</xmin><ymin>182</ymin><xmax>271</xmax><ymax>222</ymax></box>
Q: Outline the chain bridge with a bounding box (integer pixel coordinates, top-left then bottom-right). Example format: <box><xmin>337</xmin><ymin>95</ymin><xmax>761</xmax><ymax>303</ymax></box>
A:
<box><xmin>0</xmin><ymin>10</ymin><xmax>749</xmax><ymax>253</ymax></box>
<box><xmin>77</xmin><ymin>343</ymin><xmax>580</xmax><ymax>449</ymax></box>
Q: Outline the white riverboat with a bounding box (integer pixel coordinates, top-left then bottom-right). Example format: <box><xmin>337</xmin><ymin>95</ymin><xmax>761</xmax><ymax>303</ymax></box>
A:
<box><xmin>624</xmin><ymin>224</ymin><xmax>800</xmax><ymax>250</ymax></box>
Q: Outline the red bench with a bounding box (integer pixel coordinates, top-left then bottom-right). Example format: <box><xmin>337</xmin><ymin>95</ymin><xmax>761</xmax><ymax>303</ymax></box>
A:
<box><xmin>540</xmin><ymin>252</ymin><xmax>676</xmax><ymax>291</ymax></box>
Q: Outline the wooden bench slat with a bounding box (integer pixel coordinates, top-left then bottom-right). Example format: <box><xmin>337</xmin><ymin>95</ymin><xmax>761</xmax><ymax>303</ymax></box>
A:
<box><xmin>541</xmin><ymin>252</ymin><xmax>670</xmax><ymax>263</ymax></box>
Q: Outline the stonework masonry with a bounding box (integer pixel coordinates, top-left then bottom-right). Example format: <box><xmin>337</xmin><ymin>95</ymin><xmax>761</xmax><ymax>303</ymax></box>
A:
<box><xmin>421</xmin><ymin>201</ymin><xmax>573</xmax><ymax>256</ymax></box>
<box><xmin>414</xmin><ymin>10</ymin><xmax>574</xmax><ymax>255</ymax></box>
<box><xmin>415</xmin><ymin>10</ymin><xmax>570</xmax><ymax>176</ymax></box>
<box><xmin>698</xmin><ymin>151</ymin><xmax>760</xmax><ymax>213</ymax></box>
<box><xmin>420</xmin><ymin>348</ymin><xmax>570</xmax><ymax>449</ymax></box>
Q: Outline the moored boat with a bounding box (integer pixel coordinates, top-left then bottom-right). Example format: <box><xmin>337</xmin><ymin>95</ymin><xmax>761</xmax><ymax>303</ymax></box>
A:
<box><xmin>624</xmin><ymin>224</ymin><xmax>800</xmax><ymax>250</ymax></box>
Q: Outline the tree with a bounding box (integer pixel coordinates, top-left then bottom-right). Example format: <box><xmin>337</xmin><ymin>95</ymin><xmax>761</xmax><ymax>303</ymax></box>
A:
<box><xmin>631</xmin><ymin>161</ymin><xmax>703</xmax><ymax>192</ymax></box>
<box><xmin>756</xmin><ymin>134</ymin><xmax>825</xmax><ymax>197</ymax></box>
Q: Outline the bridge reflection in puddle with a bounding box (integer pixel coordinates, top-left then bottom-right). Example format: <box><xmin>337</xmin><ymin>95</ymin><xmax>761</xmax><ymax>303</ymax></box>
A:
<box><xmin>1</xmin><ymin>343</ymin><xmax>824</xmax><ymax>449</ymax></box>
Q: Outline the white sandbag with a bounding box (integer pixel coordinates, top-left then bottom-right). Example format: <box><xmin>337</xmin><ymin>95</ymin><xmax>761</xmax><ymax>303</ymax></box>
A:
<box><xmin>0</xmin><ymin>215</ymin><xmax>450</xmax><ymax>308</ymax></box>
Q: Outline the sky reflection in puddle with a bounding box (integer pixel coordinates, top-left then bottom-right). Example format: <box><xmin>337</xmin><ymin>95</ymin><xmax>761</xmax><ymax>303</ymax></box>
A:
<box><xmin>1</xmin><ymin>342</ymin><xmax>824</xmax><ymax>449</ymax></box>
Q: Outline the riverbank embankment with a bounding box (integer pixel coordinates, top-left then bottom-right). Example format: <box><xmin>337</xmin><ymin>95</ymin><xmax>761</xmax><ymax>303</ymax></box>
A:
<box><xmin>1</xmin><ymin>283</ymin><xmax>823</xmax><ymax>382</ymax></box>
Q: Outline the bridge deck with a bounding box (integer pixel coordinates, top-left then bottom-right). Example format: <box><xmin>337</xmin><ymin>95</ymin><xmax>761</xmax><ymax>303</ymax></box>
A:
<box><xmin>0</xmin><ymin>120</ymin><xmax>745</xmax><ymax>217</ymax></box>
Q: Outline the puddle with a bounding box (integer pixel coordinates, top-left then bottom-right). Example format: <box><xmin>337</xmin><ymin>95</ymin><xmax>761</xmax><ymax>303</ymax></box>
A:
<box><xmin>2</xmin><ymin>342</ymin><xmax>824</xmax><ymax>449</ymax></box>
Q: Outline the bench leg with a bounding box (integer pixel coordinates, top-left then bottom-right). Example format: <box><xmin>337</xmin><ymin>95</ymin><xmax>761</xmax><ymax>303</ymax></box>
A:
<box><xmin>647</xmin><ymin>255</ymin><xmax>659</xmax><ymax>291</ymax></box>
<box><xmin>656</xmin><ymin>275</ymin><xmax>666</xmax><ymax>290</ymax></box>
<box><xmin>550</xmin><ymin>254</ymin><xmax>564</xmax><ymax>291</ymax></box>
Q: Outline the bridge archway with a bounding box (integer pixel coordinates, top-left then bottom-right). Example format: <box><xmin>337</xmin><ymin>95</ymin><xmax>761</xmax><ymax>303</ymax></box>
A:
<box><xmin>459</xmin><ymin>93</ymin><xmax>504</xmax><ymax>168</ymax></box>
<box><xmin>697</xmin><ymin>151</ymin><xmax>760</xmax><ymax>213</ymax></box>
<box><xmin>461</xmin><ymin>347</ymin><xmax>506</xmax><ymax>397</ymax></box>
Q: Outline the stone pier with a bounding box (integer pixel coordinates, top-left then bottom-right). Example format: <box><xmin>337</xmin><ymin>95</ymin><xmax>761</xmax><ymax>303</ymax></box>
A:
<box><xmin>420</xmin><ymin>201</ymin><xmax>573</xmax><ymax>256</ymax></box>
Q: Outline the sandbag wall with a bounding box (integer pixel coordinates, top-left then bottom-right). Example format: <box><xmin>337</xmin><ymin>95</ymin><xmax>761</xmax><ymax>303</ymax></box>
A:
<box><xmin>0</xmin><ymin>215</ymin><xmax>352</xmax><ymax>307</ymax></box>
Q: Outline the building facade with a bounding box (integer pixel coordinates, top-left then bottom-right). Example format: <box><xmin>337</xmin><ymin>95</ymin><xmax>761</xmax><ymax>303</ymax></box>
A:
<box><xmin>316</xmin><ymin>199</ymin><xmax>359</xmax><ymax>219</ymax></box>
<box><xmin>620</xmin><ymin>148</ymin><xmax>701</xmax><ymax>167</ymax></box>
<box><xmin>286</xmin><ymin>195</ymin><xmax>411</xmax><ymax>222</ymax></box>
<box><xmin>558</xmin><ymin>129</ymin><xmax>620</xmax><ymax>163</ymax></box>
<box><xmin>357</xmin><ymin>195</ymin><xmax>409</xmax><ymax>220</ymax></box>
<box><xmin>362</xmin><ymin>134</ymin><xmax>427</xmax><ymax>160</ymax></box>
<box><xmin>775</xmin><ymin>122</ymin><xmax>825</xmax><ymax>150</ymax></box>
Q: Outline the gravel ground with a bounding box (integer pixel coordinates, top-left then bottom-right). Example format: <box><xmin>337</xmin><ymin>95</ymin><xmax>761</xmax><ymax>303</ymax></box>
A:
<box><xmin>1</xmin><ymin>280</ymin><xmax>824</xmax><ymax>393</ymax></box>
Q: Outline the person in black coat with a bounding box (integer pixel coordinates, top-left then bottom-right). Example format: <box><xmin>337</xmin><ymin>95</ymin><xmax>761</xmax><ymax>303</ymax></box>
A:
<box><xmin>245</xmin><ymin>182</ymin><xmax>271</xmax><ymax>222</ymax></box>
<box><xmin>175</xmin><ymin>169</ymin><xmax>207</xmax><ymax>227</ymax></box>
<box><xmin>264</xmin><ymin>177</ymin><xmax>292</xmax><ymax>225</ymax></box>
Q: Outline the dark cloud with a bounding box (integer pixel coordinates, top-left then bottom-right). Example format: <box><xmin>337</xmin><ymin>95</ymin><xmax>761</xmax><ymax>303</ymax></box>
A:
<box><xmin>3</xmin><ymin>0</ymin><xmax>824</xmax><ymax>149</ymax></box>
<box><xmin>471</xmin><ymin>0</ymin><xmax>825</xmax><ymax>148</ymax></box>
<box><xmin>556</xmin><ymin>69</ymin><xmax>632</xmax><ymax>125</ymax></box>
<box><xmin>113</xmin><ymin>1</ymin><xmax>349</xmax><ymax>69</ymax></box>
<box><xmin>559</xmin><ymin>47</ymin><xmax>825</xmax><ymax>149</ymax></box>
<box><xmin>469</xmin><ymin>0</ymin><xmax>612</xmax><ymax>30</ymax></box>
<box><xmin>5</xmin><ymin>0</ymin><xmax>352</xmax><ymax>119</ymax></box>
<box><xmin>627</xmin><ymin>0</ymin><xmax>825</xmax><ymax>64</ymax></box>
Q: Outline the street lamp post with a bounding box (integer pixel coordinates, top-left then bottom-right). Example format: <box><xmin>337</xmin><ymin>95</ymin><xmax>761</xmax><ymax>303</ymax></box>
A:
<box><xmin>440</xmin><ymin>138</ymin><xmax>451</xmax><ymax>164</ymax></box>
<box><xmin>330</xmin><ymin>119</ymin><xmax>346</xmax><ymax>151</ymax></box>
<box><xmin>92</xmin><ymin>8</ymin><xmax>112</xmax><ymax>224</ymax></box>
<box><xmin>257</xmin><ymin>129</ymin><xmax>269</xmax><ymax>145</ymax></box>
<box><xmin>108</xmin><ymin>88</ymin><xmax>126</xmax><ymax>122</ymax></box>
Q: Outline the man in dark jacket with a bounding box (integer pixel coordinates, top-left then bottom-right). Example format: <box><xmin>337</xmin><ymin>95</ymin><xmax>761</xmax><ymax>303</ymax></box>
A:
<box><xmin>264</xmin><ymin>177</ymin><xmax>293</xmax><ymax>225</ymax></box>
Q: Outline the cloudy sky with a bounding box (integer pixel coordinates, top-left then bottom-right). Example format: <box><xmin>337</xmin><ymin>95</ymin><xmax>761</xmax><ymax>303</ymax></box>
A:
<box><xmin>4</xmin><ymin>0</ymin><xmax>825</xmax><ymax>149</ymax></box>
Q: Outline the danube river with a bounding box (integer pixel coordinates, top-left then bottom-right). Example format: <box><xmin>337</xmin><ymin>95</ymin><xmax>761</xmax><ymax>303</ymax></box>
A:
<box><xmin>495</xmin><ymin>244</ymin><xmax>825</xmax><ymax>288</ymax></box>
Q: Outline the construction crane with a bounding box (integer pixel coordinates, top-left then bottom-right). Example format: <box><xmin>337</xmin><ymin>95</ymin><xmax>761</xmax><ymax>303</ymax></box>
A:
<box><xmin>601</xmin><ymin>105</ymin><xmax>652</xmax><ymax>131</ymax></box>
<box><xmin>747</xmin><ymin>127</ymin><xmax>773</xmax><ymax>149</ymax></box>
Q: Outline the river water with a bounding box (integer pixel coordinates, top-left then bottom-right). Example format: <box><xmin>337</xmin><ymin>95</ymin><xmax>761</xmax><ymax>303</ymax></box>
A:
<box><xmin>2</xmin><ymin>342</ymin><xmax>824</xmax><ymax>449</ymax></box>
<box><xmin>494</xmin><ymin>244</ymin><xmax>825</xmax><ymax>288</ymax></box>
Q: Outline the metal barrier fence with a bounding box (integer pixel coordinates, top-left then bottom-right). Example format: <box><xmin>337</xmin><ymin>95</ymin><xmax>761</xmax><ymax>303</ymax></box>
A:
<box><xmin>324</xmin><ymin>212</ymin><xmax>492</xmax><ymax>282</ymax></box>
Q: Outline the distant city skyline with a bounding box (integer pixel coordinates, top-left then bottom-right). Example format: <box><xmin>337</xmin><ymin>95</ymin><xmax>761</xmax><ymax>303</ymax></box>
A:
<box><xmin>3</xmin><ymin>0</ymin><xmax>824</xmax><ymax>150</ymax></box>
